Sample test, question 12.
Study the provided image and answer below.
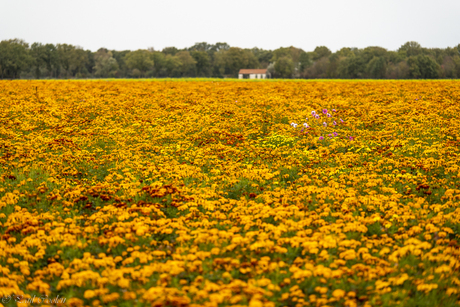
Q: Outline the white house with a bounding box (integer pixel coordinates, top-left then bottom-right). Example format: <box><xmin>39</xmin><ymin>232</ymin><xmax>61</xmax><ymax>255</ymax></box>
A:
<box><xmin>238</xmin><ymin>69</ymin><xmax>269</xmax><ymax>79</ymax></box>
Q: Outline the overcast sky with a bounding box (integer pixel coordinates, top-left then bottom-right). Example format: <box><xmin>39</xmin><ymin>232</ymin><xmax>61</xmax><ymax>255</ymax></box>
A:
<box><xmin>1</xmin><ymin>0</ymin><xmax>459</xmax><ymax>52</ymax></box>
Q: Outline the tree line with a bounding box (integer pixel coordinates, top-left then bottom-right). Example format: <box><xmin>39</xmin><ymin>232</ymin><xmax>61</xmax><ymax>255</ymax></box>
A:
<box><xmin>1</xmin><ymin>39</ymin><xmax>459</xmax><ymax>79</ymax></box>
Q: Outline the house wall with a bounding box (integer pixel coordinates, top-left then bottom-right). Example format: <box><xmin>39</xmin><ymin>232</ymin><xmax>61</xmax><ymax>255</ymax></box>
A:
<box><xmin>239</xmin><ymin>73</ymin><xmax>268</xmax><ymax>79</ymax></box>
<box><xmin>249</xmin><ymin>74</ymin><xmax>266</xmax><ymax>79</ymax></box>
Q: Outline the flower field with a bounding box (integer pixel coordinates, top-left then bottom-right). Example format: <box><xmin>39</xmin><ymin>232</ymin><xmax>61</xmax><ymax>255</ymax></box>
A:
<box><xmin>1</xmin><ymin>79</ymin><xmax>460</xmax><ymax>307</ymax></box>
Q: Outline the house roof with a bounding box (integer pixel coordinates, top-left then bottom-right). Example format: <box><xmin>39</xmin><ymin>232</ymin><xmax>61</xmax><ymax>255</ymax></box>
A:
<box><xmin>239</xmin><ymin>69</ymin><xmax>267</xmax><ymax>74</ymax></box>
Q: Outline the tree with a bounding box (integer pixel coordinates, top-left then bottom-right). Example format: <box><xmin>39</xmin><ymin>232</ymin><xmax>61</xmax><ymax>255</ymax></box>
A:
<box><xmin>267</xmin><ymin>63</ymin><xmax>275</xmax><ymax>77</ymax></box>
<box><xmin>93</xmin><ymin>48</ymin><xmax>119</xmax><ymax>78</ymax></box>
<box><xmin>303</xmin><ymin>57</ymin><xmax>330</xmax><ymax>78</ymax></box>
<box><xmin>30</xmin><ymin>42</ymin><xmax>46</xmax><ymax>78</ymax></box>
<box><xmin>125</xmin><ymin>49</ymin><xmax>154</xmax><ymax>77</ymax></box>
<box><xmin>150</xmin><ymin>51</ymin><xmax>167</xmax><ymax>77</ymax></box>
<box><xmin>57</xmin><ymin>44</ymin><xmax>76</xmax><ymax>78</ymax></box>
<box><xmin>312</xmin><ymin>46</ymin><xmax>332</xmax><ymax>61</ymax></box>
<box><xmin>163</xmin><ymin>54</ymin><xmax>182</xmax><ymax>77</ymax></box>
<box><xmin>361</xmin><ymin>46</ymin><xmax>387</xmax><ymax>64</ymax></box>
<box><xmin>162</xmin><ymin>47</ymin><xmax>179</xmax><ymax>56</ymax></box>
<box><xmin>387</xmin><ymin>51</ymin><xmax>405</xmax><ymax>64</ymax></box>
<box><xmin>272</xmin><ymin>47</ymin><xmax>291</xmax><ymax>62</ymax></box>
<box><xmin>0</xmin><ymin>39</ymin><xmax>30</xmax><ymax>79</ymax></box>
<box><xmin>386</xmin><ymin>61</ymin><xmax>409</xmax><ymax>79</ymax></box>
<box><xmin>416</xmin><ymin>54</ymin><xmax>440</xmax><ymax>78</ymax></box>
<box><xmin>190</xmin><ymin>50</ymin><xmax>211</xmax><ymax>77</ymax></box>
<box><xmin>299</xmin><ymin>52</ymin><xmax>312</xmax><ymax>72</ymax></box>
<box><xmin>175</xmin><ymin>51</ymin><xmax>196</xmax><ymax>77</ymax></box>
<box><xmin>453</xmin><ymin>55</ymin><xmax>460</xmax><ymax>78</ymax></box>
<box><xmin>272</xmin><ymin>46</ymin><xmax>304</xmax><ymax>63</ymax></box>
<box><xmin>112</xmin><ymin>50</ymin><xmax>131</xmax><ymax>77</ymax></box>
<box><xmin>440</xmin><ymin>56</ymin><xmax>457</xmax><ymax>78</ymax></box>
<box><xmin>71</xmin><ymin>47</ymin><xmax>89</xmax><ymax>77</ymax></box>
<box><xmin>367</xmin><ymin>56</ymin><xmax>387</xmax><ymax>79</ymax></box>
<box><xmin>188</xmin><ymin>42</ymin><xmax>214</xmax><ymax>52</ymax></box>
<box><xmin>407</xmin><ymin>55</ymin><xmax>439</xmax><ymax>79</ymax></box>
<box><xmin>336</xmin><ymin>47</ymin><xmax>353</xmax><ymax>58</ymax></box>
<box><xmin>85</xmin><ymin>50</ymin><xmax>95</xmax><ymax>76</ymax></box>
<box><xmin>251</xmin><ymin>48</ymin><xmax>273</xmax><ymax>68</ymax></box>
<box><xmin>407</xmin><ymin>56</ymin><xmax>421</xmax><ymax>78</ymax></box>
<box><xmin>274</xmin><ymin>56</ymin><xmax>294</xmax><ymax>78</ymax></box>
<box><xmin>221</xmin><ymin>47</ymin><xmax>258</xmax><ymax>77</ymax></box>
<box><xmin>398</xmin><ymin>41</ymin><xmax>422</xmax><ymax>57</ymax></box>
<box><xmin>338</xmin><ymin>55</ymin><xmax>364</xmax><ymax>78</ymax></box>
<box><xmin>326</xmin><ymin>53</ymin><xmax>340</xmax><ymax>78</ymax></box>
<box><xmin>213</xmin><ymin>43</ymin><xmax>230</xmax><ymax>52</ymax></box>
<box><xmin>212</xmin><ymin>50</ymin><xmax>226</xmax><ymax>77</ymax></box>
<box><xmin>42</xmin><ymin>44</ymin><xmax>59</xmax><ymax>78</ymax></box>
<box><xmin>271</xmin><ymin>46</ymin><xmax>306</xmax><ymax>77</ymax></box>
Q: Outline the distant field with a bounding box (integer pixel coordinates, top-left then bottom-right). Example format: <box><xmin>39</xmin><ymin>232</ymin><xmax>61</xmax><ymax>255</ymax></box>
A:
<box><xmin>1</xmin><ymin>80</ymin><xmax>459</xmax><ymax>306</ymax></box>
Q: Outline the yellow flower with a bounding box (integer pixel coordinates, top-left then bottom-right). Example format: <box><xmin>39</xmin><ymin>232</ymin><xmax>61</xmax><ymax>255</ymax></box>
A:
<box><xmin>84</xmin><ymin>290</ymin><xmax>96</xmax><ymax>299</ymax></box>
<box><xmin>332</xmin><ymin>289</ymin><xmax>346</xmax><ymax>299</ymax></box>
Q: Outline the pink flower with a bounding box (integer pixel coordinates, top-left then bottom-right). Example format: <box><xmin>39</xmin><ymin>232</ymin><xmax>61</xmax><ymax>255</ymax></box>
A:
<box><xmin>311</xmin><ymin>111</ymin><xmax>316</xmax><ymax>116</ymax></box>
<box><xmin>340</xmin><ymin>118</ymin><xmax>344</xmax><ymax>123</ymax></box>
<box><xmin>327</xmin><ymin>113</ymin><xmax>332</xmax><ymax>117</ymax></box>
<box><xmin>332</xmin><ymin>109</ymin><xmax>336</xmax><ymax>112</ymax></box>
<box><xmin>323</xmin><ymin>122</ymin><xmax>327</xmax><ymax>127</ymax></box>
<box><xmin>333</xmin><ymin>132</ymin><xmax>338</xmax><ymax>137</ymax></box>
<box><xmin>323</xmin><ymin>109</ymin><xmax>328</xmax><ymax>114</ymax></box>
<box><xmin>319</xmin><ymin>136</ymin><xmax>324</xmax><ymax>140</ymax></box>
<box><xmin>333</xmin><ymin>121</ymin><xmax>337</xmax><ymax>125</ymax></box>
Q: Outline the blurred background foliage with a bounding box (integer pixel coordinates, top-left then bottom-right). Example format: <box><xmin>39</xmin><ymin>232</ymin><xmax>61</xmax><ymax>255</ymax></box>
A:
<box><xmin>1</xmin><ymin>39</ymin><xmax>460</xmax><ymax>79</ymax></box>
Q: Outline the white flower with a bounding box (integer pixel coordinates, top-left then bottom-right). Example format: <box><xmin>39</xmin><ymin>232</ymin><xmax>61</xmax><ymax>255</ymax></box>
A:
<box><xmin>303</xmin><ymin>123</ymin><xmax>309</xmax><ymax>128</ymax></box>
<box><xmin>290</xmin><ymin>122</ymin><xmax>298</xmax><ymax>128</ymax></box>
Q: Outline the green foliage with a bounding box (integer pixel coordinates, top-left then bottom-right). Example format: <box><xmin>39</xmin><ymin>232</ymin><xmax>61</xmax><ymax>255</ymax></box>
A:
<box><xmin>225</xmin><ymin>178</ymin><xmax>259</xmax><ymax>200</ymax></box>
<box><xmin>190</xmin><ymin>50</ymin><xmax>211</xmax><ymax>77</ymax></box>
<box><xmin>398</xmin><ymin>41</ymin><xmax>422</xmax><ymax>57</ymax></box>
<box><xmin>338</xmin><ymin>55</ymin><xmax>364</xmax><ymax>78</ymax></box>
<box><xmin>93</xmin><ymin>48</ymin><xmax>119</xmax><ymax>78</ymax></box>
<box><xmin>416</xmin><ymin>54</ymin><xmax>440</xmax><ymax>78</ymax></box>
<box><xmin>221</xmin><ymin>47</ymin><xmax>259</xmax><ymax>77</ymax></box>
<box><xmin>125</xmin><ymin>49</ymin><xmax>154</xmax><ymax>77</ymax></box>
<box><xmin>0</xmin><ymin>39</ymin><xmax>30</xmax><ymax>79</ymax></box>
<box><xmin>175</xmin><ymin>51</ymin><xmax>197</xmax><ymax>77</ymax></box>
<box><xmin>367</xmin><ymin>56</ymin><xmax>387</xmax><ymax>79</ymax></box>
<box><xmin>408</xmin><ymin>55</ymin><xmax>440</xmax><ymax>79</ymax></box>
<box><xmin>57</xmin><ymin>43</ymin><xmax>77</xmax><ymax>78</ymax></box>
<box><xmin>0</xmin><ymin>38</ymin><xmax>457</xmax><ymax>79</ymax></box>
<box><xmin>274</xmin><ymin>56</ymin><xmax>295</xmax><ymax>78</ymax></box>
<box><xmin>312</xmin><ymin>46</ymin><xmax>332</xmax><ymax>61</ymax></box>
